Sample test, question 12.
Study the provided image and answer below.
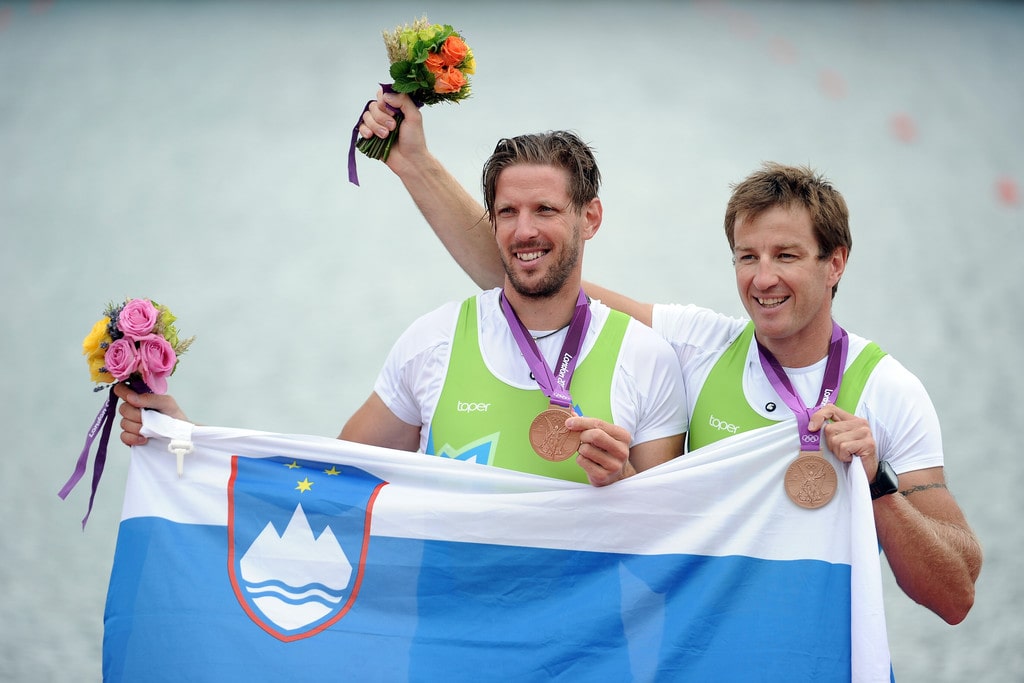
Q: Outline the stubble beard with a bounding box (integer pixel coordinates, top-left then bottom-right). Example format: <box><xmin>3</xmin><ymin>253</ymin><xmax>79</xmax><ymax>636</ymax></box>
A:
<box><xmin>503</xmin><ymin>228</ymin><xmax>582</xmax><ymax>300</ymax></box>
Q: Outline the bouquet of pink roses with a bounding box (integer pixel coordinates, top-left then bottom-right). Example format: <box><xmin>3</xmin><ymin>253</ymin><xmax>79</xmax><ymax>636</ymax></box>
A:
<box><xmin>82</xmin><ymin>297</ymin><xmax>193</xmax><ymax>394</ymax></box>
<box><xmin>63</xmin><ymin>297</ymin><xmax>194</xmax><ymax>527</ymax></box>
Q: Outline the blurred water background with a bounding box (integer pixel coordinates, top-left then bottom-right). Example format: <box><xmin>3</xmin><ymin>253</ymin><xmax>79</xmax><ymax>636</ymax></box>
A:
<box><xmin>2</xmin><ymin>1</ymin><xmax>1021</xmax><ymax>680</ymax></box>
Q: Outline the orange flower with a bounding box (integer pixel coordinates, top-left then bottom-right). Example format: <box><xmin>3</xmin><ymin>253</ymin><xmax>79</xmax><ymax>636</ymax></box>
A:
<box><xmin>434</xmin><ymin>67</ymin><xmax>466</xmax><ymax>94</ymax></box>
<box><xmin>439</xmin><ymin>36</ymin><xmax>469</xmax><ymax>67</ymax></box>
<box><xmin>424</xmin><ymin>52</ymin><xmax>445</xmax><ymax>75</ymax></box>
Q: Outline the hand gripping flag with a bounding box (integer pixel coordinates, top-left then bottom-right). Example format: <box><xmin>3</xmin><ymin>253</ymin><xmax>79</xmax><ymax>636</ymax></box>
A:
<box><xmin>103</xmin><ymin>412</ymin><xmax>892</xmax><ymax>682</ymax></box>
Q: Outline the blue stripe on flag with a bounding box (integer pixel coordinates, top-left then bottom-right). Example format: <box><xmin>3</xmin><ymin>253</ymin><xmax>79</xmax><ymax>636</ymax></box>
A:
<box><xmin>105</xmin><ymin>517</ymin><xmax>852</xmax><ymax>681</ymax></box>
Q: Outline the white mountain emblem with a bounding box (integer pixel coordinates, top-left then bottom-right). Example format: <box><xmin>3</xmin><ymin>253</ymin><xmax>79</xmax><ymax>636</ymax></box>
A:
<box><xmin>239</xmin><ymin>504</ymin><xmax>353</xmax><ymax>630</ymax></box>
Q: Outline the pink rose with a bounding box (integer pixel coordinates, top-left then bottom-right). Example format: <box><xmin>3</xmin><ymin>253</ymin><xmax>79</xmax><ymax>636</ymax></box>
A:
<box><xmin>137</xmin><ymin>334</ymin><xmax>177</xmax><ymax>394</ymax></box>
<box><xmin>118</xmin><ymin>299</ymin><xmax>159</xmax><ymax>340</ymax></box>
<box><xmin>104</xmin><ymin>338</ymin><xmax>139</xmax><ymax>381</ymax></box>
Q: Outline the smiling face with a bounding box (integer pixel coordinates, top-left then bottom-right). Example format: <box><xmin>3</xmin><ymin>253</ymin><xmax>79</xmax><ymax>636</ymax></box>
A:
<box><xmin>732</xmin><ymin>204</ymin><xmax>847</xmax><ymax>366</ymax></box>
<box><xmin>493</xmin><ymin>164</ymin><xmax>601</xmax><ymax>302</ymax></box>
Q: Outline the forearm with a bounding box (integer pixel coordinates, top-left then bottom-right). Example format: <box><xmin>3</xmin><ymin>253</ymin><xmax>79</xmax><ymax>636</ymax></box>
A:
<box><xmin>875</xmin><ymin>491</ymin><xmax>982</xmax><ymax>624</ymax></box>
<box><xmin>361</xmin><ymin>89</ymin><xmax>504</xmax><ymax>289</ymax></box>
<box><xmin>583</xmin><ymin>281</ymin><xmax>654</xmax><ymax>327</ymax></box>
<box><xmin>394</xmin><ymin>151</ymin><xmax>504</xmax><ymax>290</ymax></box>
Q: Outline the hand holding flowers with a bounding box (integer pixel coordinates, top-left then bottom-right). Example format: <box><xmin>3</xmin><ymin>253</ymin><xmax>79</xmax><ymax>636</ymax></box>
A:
<box><xmin>348</xmin><ymin>17</ymin><xmax>475</xmax><ymax>185</ymax></box>
<box><xmin>64</xmin><ymin>298</ymin><xmax>195</xmax><ymax>528</ymax></box>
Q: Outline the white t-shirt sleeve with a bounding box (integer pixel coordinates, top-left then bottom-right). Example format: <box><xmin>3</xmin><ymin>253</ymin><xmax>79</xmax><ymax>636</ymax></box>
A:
<box><xmin>373</xmin><ymin>302</ymin><xmax>460</xmax><ymax>429</ymax></box>
<box><xmin>651</xmin><ymin>303</ymin><xmax>748</xmax><ymax>366</ymax></box>
<box><xmin>613</xmin><ymin>319</ymin><xmax>689</xmax><ymax>448</ymax></box>
<box><xmin>860</xmin><ymin>355</ymin><xmax>945</xmax><ymax>475</ymax></box>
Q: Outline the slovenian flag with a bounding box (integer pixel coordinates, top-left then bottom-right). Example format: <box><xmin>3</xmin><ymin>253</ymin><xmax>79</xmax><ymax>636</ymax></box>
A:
<box><xmin>102</xmin><ymin>411</ymin><xmax>891</xmax><ymax>682</ymax></box>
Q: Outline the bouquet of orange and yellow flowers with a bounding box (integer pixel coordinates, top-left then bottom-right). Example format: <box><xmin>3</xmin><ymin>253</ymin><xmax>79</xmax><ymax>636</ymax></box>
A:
<box><xmin>349</xmin><ymin>17</ymin><xmax>475</xmax><ymax>183</ymax></box>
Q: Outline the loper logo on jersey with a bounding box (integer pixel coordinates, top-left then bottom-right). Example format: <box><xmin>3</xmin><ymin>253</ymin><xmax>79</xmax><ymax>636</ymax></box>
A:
<box><xmin>708</xmin><ymin>413</ymin><xmax>740</xmax><ymax>435</ymax></box>
<box><xmin>227</xmin><ymin>455</ymin><xmax>387</xmax><ymax>642</ymax></box>
<box><xmin>457</xmin><ymin>401</ymin><xmax>491</xmax><ymax>412</ymax></box>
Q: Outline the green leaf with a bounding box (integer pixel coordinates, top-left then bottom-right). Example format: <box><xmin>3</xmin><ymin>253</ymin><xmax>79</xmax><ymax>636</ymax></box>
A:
<box><xmin>390</xmin><ymin>60</ymin><xmax>435</xmax><ymax>95</ymax></box>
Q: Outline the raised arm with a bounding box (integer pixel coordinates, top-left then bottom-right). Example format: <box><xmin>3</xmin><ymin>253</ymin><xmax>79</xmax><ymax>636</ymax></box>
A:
<box><xmin>360</xmin><ymin>94</ymin><xmax>664</xmax><ymax>314</ymax></box>
<box><xmin>359</xmin><ymin>90</ymin><xmax>504</xmax><ymax>289</ymax></box>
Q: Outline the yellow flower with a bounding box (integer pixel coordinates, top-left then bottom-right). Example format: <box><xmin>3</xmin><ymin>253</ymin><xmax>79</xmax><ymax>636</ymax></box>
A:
<box><xmin>83</xmin><ymin>317</ymin><xmax>115</xmax><ymax>383</ymax></box>
<box><xmin>82</xmin><ymin>317</ymin><xmax>111</xmax><ymax>357</ymax></box>
<box><xmin>462</xmin><ymin>50</ymin><xmax>476</xmax><ymax>75</ymax></box>
<box><xmin>88</xmin><ymin>354</ymin><xmax>115</xmax><ymax>384</ymax></box>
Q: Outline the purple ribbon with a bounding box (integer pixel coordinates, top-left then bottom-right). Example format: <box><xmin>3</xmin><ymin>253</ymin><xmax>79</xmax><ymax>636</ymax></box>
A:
<box><xmin>347</xmin><ymin>101</ymin><xmax>373</xmax><ymax>187</ymax></box>
<box><xmin>59</xmin><ymin>378</ymin><xmax>150</xmax><ymax>529</ymax></box>
<box><xmin>756</xmin><ymin>321</ymin><xmax>849</xmax><ymax>452</ymax></box>
<box><xmin>500</xmin><ymin>289</ymin><xmax>592</xmax><ymax>410</ymax></box>
<box><xmin>348</xmin><ymin>84</ymin><xmax>408</xmax><ymax>187</ymax></box>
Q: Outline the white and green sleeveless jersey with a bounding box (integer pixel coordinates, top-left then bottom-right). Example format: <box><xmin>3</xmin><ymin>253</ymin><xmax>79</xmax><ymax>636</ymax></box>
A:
<box><xmin>374</xmin><ymin>289</ymin><xmax>688</xmax><ymax>483</ymax></box>
<box><xmin>651</xmin><ymin>303</ymin><xmax>945</xmax><ymax>475</ymax></box>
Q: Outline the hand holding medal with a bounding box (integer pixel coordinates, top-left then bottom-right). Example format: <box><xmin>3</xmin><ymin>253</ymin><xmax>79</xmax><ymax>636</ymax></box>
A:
<box><xmin>501</xmin><ymin>289</ymin><xmax>591</xmax><ymax>463</ymax></box>
<box><xmin>807</xmin><ymin>403</ymin><xmax>879</xmax><ymax>478</ymax></box>
<box><xmin>758</xmin><ymin>322</ymin><xmax>848</xmax><ymax>510</ymax></box>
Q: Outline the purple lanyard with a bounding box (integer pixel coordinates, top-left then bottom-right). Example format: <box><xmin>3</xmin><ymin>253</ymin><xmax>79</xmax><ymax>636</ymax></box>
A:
<box><xmin>500</xmin><ymin>289</ymin><xmax>591</xmax><ymax>409</ymax></box>
<box><xmin>757</xmin><ymin>321</ymin><xmax>849</xmax><ymax>452</ymax></box>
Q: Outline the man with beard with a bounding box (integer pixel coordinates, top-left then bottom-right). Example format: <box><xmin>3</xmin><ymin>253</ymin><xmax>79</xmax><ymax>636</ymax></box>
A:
<box><xmin>339</xmin><ymin>131</ymin><xmax>687</xmax><ymax>485</ymax></box>
<box><xmin>115</xmin><ymin>131</ymin><xmax>686</xmax><ymax>486</ymax></box>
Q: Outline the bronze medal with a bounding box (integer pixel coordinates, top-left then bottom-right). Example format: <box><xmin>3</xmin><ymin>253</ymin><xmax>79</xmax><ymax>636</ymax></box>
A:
<box><xmin>529</xmin><ymin>406</ymin><xmax>580</xmax><ymax>462</ymax></box>
<box><xmin>784</xmin><ymin>451</ymin><xmax>838</xmax><ymax>509</ymax></box>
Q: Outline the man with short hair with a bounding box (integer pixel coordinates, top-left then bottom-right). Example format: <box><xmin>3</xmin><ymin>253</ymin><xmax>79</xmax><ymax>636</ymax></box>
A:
<box><xmin>356</xmin><ymin>90</ymin><xmax>981</xmax><ymax>623</ymax></box>
<box><xmin>339</xmin><ymin>130</ymin><xmax>687</xmax><ymax>484</ymax></box>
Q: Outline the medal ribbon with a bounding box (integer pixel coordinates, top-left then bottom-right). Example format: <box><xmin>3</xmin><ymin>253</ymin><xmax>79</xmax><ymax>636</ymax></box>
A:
<box><xmin>756</xmin><ymin>321</ymin><xmax>849</xmax><ymax>453</ymax></box>
<box><xmin>500</xmin><ymin>288</ymin><xmax>591</xmax><ymax>410</ymax></box>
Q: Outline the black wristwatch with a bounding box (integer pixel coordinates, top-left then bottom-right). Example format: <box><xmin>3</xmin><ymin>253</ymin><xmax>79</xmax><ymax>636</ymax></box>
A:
<box><xmin>869</xmin><ymin>460</ymin><xmax>899</xmax><ymax>500</ymax></box>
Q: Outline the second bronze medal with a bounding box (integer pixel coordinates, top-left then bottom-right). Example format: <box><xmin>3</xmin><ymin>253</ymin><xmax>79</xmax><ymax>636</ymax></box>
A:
<box><xmin>783</xmin><ymin>451</ymin><xmax>838</xmax><ymax>509</ymax></box>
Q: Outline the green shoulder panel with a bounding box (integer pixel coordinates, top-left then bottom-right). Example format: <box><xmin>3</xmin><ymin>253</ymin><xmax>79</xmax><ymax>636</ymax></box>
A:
<box><xmin>689</xmin><ymin>323</ymin><xmax>776</xmax><ymax>450</ymax></box>
<box><xmin>835</xmin><ymin>342</ymin><xmax>887</xmax><ymax>413</ymax></box>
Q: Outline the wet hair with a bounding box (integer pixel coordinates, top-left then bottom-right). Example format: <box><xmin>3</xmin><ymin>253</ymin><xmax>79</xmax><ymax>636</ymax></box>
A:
<box><xmin>725</xmin><ymin>162</ymin><xmax>851</xmax><ymax>297</ymax></box>
<box><xmin>482</xmin><ymin>131</ymin><xmax>601</xmax><ymax>223</ymax></box>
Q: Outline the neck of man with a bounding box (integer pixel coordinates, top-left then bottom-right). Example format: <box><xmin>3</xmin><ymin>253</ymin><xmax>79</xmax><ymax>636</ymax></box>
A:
<box><xmin>501</xmin><ymin>279</ymin><xmax>583</xmax><ymax>332</ymax></box>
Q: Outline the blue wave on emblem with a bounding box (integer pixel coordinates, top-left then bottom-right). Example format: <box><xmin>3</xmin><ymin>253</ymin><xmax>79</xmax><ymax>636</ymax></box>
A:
<box><xmin>242</xmin><ymin>580</ymin><xmax>346</xmax><ymax>607</ymax></box>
